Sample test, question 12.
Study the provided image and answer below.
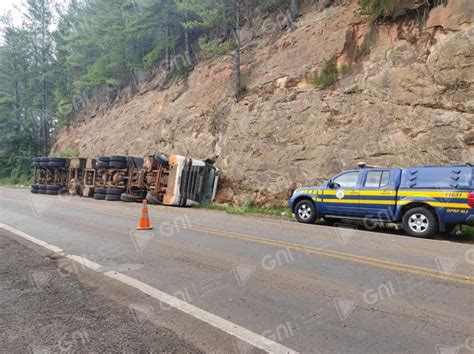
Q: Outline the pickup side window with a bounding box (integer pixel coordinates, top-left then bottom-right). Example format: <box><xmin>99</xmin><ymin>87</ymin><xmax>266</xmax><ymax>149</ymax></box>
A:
<box><xmin>365</xmin><ymin>171</ymin><xmax>390</xmax><ymax>188</ymax></box>
<box><xmin>333</xmin><ymin>171</ymin><xmax>360</xmax><ymax>188</ymax></box>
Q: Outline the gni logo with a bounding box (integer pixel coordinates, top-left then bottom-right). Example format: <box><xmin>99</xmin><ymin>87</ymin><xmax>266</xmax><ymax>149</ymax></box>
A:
<box><xmin>362</xmin><ymin>281</ymin><xmax>396</xmax><ymax>305</ymax></box>
<box><xmin>232</xmin><ymin>264</ymin><xmax>256</xmax><ymax>286</ymax></box>
<box><xmin>29</xmin><ymin>271</ymin><xmax>52</xmax><ymax>291</ymax></box>
<box><xmin>261</xmin><ymin>247</ymin><xmax>297</xmax><ymax>271</ymax></box>
<box><xmin>333</xmin><ymin>222</ymin><xmax>358</xmax><ymax>245</ymax></box>
<box><xmin>435</xmin><ymin>257</ymin><xmax>459</xmax><ymax>275</ymax></box>
<box><xmin>28</xmin><ymin>195</ymin><xmax>53</xmax><ymax>218</ymax></box>
<box><xmin>334</xmin><ymin>298</ymin><xmax>357</xmax><ymax>321</ymax></box>
<box><xmin>129</xmin><ymin>229</ymin><xmax>155</xmax><ymax>252</ymax></box>
<box><xmin>129</xmin><ymin>303</ymin><xmax>154</xmax><ymax>328</ymax></box>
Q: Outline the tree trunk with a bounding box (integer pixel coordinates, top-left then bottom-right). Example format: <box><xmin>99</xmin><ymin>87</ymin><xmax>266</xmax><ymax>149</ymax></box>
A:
<box><xmin>234</xmin><ymin>0</ymin><xmax>242</xmax><ymax>101</ymax></box>
<box><xmin>165</xmin><ymin>20</ymin><xmax>170</xmax><ymax>72</ymax></box>
<box><xmin>41</xmin><ymin>0</ymin><xmax>48</xmax><ymax>155</ymax></box>
<box><xmin>184</xmin><ymin>10</ymin><xmax>192</xmax><ymax>66</ymax></box>
<box><xmin>290</xmin><ymin>0</ymin><xmax>300</xmax><ymax>20</ymax></box>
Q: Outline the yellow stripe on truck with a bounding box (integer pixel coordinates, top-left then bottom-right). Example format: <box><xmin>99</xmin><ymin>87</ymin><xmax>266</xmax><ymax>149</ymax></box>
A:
<box><xmin>398</xmin><ymin>190</ymin><xmax>469</xmax><ymax>198</ymax></box>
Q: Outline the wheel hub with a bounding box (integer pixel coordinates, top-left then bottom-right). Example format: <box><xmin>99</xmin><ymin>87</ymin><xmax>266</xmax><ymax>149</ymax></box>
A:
<box><xmin>298</xmin><ymin>205</ymin><xmax>312</xmax><ymax>220</ymax></box>
<box><xmin>408</xmin><ymin>213</ymin><xmax>429</xmax><ymax>233</ymax></box>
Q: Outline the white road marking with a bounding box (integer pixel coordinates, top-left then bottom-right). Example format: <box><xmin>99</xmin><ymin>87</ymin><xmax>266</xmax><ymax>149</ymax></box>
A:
<box><xmin>0</xmin><ymin>223</ymin><xmax>298</xmax><ymax>354</ymax></box>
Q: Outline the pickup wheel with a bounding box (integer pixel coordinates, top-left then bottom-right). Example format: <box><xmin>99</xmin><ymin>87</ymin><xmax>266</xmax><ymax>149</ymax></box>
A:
<box><xmin>294</xmin><ymin>200</ymin><xmax>317</xmax><ymax>224</ymax></box>
<box><xmin>402</xmin><ymin>207</ymin><xmax>438</xmax><ymax>238</ymax></box>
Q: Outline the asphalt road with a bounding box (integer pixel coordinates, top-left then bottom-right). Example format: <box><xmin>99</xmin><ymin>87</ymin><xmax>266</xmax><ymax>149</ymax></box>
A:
<box><xmin>0</xmin><ymin>187</ymin><xmax>473</xmax><ymax>353</ymax></box>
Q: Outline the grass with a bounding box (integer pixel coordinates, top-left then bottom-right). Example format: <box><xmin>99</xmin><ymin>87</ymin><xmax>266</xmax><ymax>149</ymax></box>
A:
<box><xmin>0</xmin><ymin>175</ymin><xmax>33</xmax><ymax>186</ymax></box>
<box><xmin>311</xmin><ymin>58</ymin><xmax>338</xmax><ymax>89</ymax></box>
<box><xmin>197</xmin><ymin>203</ymin><xmax>293</xmax><ymax>219</ymax></box>
<box><xmin>456</xmin><ymin>226</ymin><xmax>474</xmax><ymax>239</ymax></box>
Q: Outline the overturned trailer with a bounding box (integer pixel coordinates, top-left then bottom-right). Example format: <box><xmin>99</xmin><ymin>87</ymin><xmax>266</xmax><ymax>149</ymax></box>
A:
<box><xmin>31</xmin><ymin>153</ymin><xmax>219</xmax><ymax>206</ymax></box>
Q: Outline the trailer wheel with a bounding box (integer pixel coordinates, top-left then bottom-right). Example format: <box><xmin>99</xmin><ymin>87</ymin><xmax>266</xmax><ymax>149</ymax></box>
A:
<box><xmin>110</xmin><ymin>155</ymin><xmax>127</xmax><ymax>162</ymax></box>
<box><xmin>48</xmin><ymin>157</ymin><xmax>66</xmax><ymax>163</ymax></box>
<box><xmin>106</xmin><ymin>188</ymin><xmax>124</xmax><ymax>195</ymax></box>
<box><xmin>120</xmin><ymin>194</ymin><xmax>140</xmax><ymax>202</ymax></box>
<box><xmin>97</xmin><ymin>161</ymin><xmax>109</xmax><ymax>169</ymax></box>
<box><xmin>48</xmin><ymin>162</ymin><xmax>66</xmax><ymax>168</ymax></box>
<box><xmin>154</xmin><ymin>152</ymin><xmax>169</xmax><ymax>167</ymax></box>
<box><xmin>146</xmin><ymin>192</ymin><xmax>162</xmax><ymax>205</ymax></box>
<box><xmin>39</xmin><ymin>157</ymin><xmax>49</xmax><ymax>167</ymax></box>
<box><xmin>105</xmin><ymin>194</ymin><xmax>121</xmax><ymax>201</ymax></box>
<box><xmin>93</xmin><ymin>193</ymin><xmax>106</xmax><ymax>200</ymax></box>
<box><xmin>46</xmin><ymin>185</ymin><xmax>62</xmax><ymax>191</ymax></box>
<box><xmin>109</xmin><ymin>161</ymin><xmax>127</xmax><ymax>169</ymax></box>
<box><xmin>127</xmin><ymin>156</ymin><xmax>144</xmax><ymax>168</ymax></box>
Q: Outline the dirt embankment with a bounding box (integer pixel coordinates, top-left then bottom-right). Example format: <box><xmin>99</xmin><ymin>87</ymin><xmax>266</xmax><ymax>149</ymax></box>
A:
<box><xmin>53</xmin><ymin>0</ymin><xmax>474</xmax><ymax>206</ymax></box>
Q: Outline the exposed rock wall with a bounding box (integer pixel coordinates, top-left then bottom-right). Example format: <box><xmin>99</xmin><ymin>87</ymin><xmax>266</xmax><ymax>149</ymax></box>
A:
<box><xmin>53</xmin><ymin>0</ymin><xmax>474</xmax><ymax>206</ymax></box>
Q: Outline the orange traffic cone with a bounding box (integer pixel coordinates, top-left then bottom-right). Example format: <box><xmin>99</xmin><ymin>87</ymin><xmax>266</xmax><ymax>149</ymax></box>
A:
<box><xmin>136</xmin><ymin>199</ymin><xmax>153</xmax><ymax>230</ymax></box>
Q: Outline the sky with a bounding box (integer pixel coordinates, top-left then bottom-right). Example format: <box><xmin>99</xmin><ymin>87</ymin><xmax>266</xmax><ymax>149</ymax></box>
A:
<box><xmin>0</xmin><ymin>0</ymin><xmax>24</xmax><ymax>25</ymax></box>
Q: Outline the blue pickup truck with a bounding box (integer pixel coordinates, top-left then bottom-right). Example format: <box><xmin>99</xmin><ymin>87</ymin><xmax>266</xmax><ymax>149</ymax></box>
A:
<box><xmin>288</xmin><ymin>164</ymin><xmax>474</xmax><ymax>238</ymax></box>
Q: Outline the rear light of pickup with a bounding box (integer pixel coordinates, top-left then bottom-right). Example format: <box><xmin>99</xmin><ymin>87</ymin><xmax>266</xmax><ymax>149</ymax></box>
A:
<box><xmin>468</xmin><ymin>192</ymin><xmax>474</xmax><ymax>208</ymax></box>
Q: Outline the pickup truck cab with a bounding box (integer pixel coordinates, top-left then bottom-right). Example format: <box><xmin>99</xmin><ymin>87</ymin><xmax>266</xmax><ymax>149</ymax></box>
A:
<box><xmin>288</xmin><ymin>164</ymin><xmax>474</xmax><ymax>238</ymax></box>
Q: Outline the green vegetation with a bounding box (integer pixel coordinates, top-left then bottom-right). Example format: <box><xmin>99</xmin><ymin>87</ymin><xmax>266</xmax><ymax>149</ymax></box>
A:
<box><xmin>360</xmin><ymin>0</ymin><xmax>448</xmax><ymax>20</ymax></box>
<box><xmin>197</xmin><ymin>203</ymin><xmax>293</xmax><ymax>218</ymax></box>
<box><xmin>0</xmin><ymin>0</ymin><xmax>299</xmax><ymax>179</ymax></box>
<box><xmin>457</xmin><ymin>226</ymin><xmax>474</xmax><ymax>239</ymax></box>
<box><xmin>59</xmin><ymin>148</ymin><xmax>80</xmax><ymax>158</ymax></box>
<box><xmin>312</xmin><ymin>58</ymin><xmax>338</xmax><ymax>89</ymax></box>
<box><xmin>356</xmin><ymin>25</ymin><xmax>378</xmax><ymax>59</ymax></box>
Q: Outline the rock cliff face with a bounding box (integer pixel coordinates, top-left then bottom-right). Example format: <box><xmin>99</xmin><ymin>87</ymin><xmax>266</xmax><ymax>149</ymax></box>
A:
<box><xmin>53</xmin><ymin>0</ymin><xmax>474</xmax><ymax>206</ymax></box>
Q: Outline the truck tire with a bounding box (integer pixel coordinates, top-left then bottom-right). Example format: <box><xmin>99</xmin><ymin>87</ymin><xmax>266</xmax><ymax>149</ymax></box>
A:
<box><xmin>97</xmin><ymin>161</ymin><xmax>109</xmax><ymax>168</ymax></box>
<box><xmin>98</xmin><ymin>156</ymin><xmax>110</xmax><ymax>162</ymax></box>
<box><xmin>106</xmin><ymin>188</ymin><xmax>124</xmax><ymax>195</ymax></box>
<box><xmin>154</xmin><ymin>152</ymin><xmax>169</xmax><ymax>167</ymax></box>
<box><xmin>39</xmin><ymin>157</ymin><xmax>49</xmax><ymax>167</ymax></box>
<box><xmin>402</xmin><ymin>207</ymin><xmax>438</xmax><ymax>238</ymax></box>
<box><xmin>46</xmin><ymin>185</ymin><xmax>62</xmax><ymax>191</ymax></box>
<box><xmin>38</xmin><ymin>188</ymin><xmax>47</xmax><ymax>195</ymax></box>
<box><xmin>105</xmin><ymin>194</ymin><xmax>121</xmax><ymax>201</ymax></box>
<box><xmin>120</xmin><ymin>194</ymin><xmax>140</xmax><ymax>202</ymax></box>
<box><xmin>46</xmin><ymin>190</ymin><xmax>59</xmax><ymax>195</ymax></box>
<box><xmin>48</xmin><ymin>157</ymin><xmax>66</xmax><ymax>163</ymax></box>
<box><xmin>109</xmin><ymin>161</ymin><xmax>127</xmax><ymax>169</ymax></box>
<box><xmin>294</xmin><ymin>199</ymin><xmax>317</xmax><ymax>224</ymax></box>
<box><xmin>127</xmin><ymin>156</ymin><xmax>144</xmax><ymax>168</ymax></box>
<box><xmin>110</xmin><ymin>155</ymin><xmax>127</xmax><ymax>162</ymax></box>
<box><xmin>146</xmin><ymin>192</ymin><xmax>161</xmax><ymax>205</ymax></box>
<box><xmin>31</xmin><ymin>184</ymin><xmax>40</xmax><ymax>189</ymax></box>
<box><xmin>93</xmin><ymin>193</ymin><xmax>106</xmax><ymax>200</ymax></box>
<box><xmin>94</xmin><ymin>188</ymin><xmax>107</xmax><ymax>194</ymax></box>
<box><xmin>31</xmin><ymin>188</ymin><xmax>38</xmax><ymax>194</ymax></box>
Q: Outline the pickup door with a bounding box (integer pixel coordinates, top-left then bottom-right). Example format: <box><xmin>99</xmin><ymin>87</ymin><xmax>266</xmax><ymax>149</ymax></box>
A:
<box><xmin>321</xmin><ymin>170</ymin><xmax>363</xmax><ymax>217</ymax></box>
<box><xmin>359</xmin><ymin>168</ymin><xmax>400</xmax><ymax>220</ymax></box>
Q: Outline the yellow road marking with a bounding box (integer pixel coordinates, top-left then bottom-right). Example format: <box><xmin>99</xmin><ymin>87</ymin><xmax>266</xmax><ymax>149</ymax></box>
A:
<box><xmin>2</xmin><ymin>190</ymin><xmax>473</xmax><ymax>285</ymax></box>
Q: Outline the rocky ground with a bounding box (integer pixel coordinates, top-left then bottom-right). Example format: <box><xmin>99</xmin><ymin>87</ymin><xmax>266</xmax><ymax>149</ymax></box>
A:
<box><xmin>0</xmin><ymin>233</ymin><xmax>201</xmax><ymax>353</ymax></box>
<box><xmin>52</xmin><ymin>0</ymin><xmax>474</xmax><ymax>206</ymax></box>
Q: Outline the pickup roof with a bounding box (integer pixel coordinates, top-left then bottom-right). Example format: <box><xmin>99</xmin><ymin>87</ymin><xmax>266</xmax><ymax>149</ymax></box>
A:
<box><xmin>288</xmin><ymin>165</ymin><xmax>474</xmax><ymax>238</ymax></box>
